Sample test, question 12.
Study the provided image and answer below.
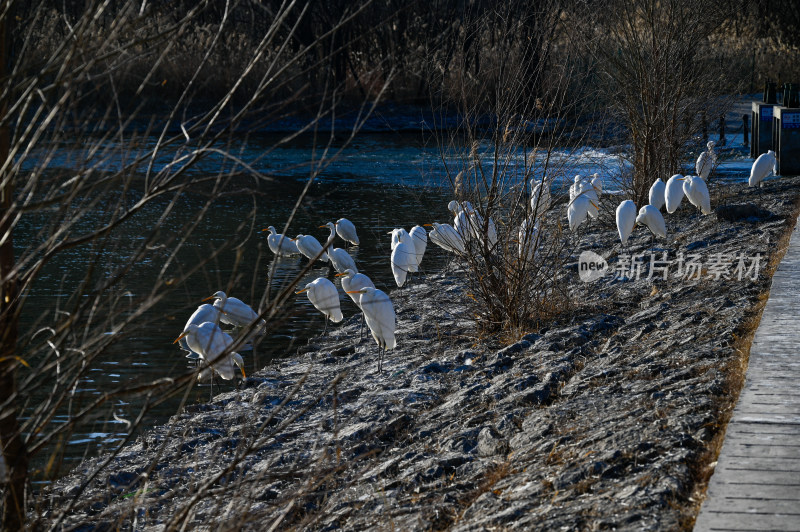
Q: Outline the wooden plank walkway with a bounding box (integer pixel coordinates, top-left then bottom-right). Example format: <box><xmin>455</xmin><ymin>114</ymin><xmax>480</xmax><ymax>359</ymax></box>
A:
<box><xmin>695</xmin><ymin>220</ymin><xmax>800</xmax><ymax>532</ymax></box>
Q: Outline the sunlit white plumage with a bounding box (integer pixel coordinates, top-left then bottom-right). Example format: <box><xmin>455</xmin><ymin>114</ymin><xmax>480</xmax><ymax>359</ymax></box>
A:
<box><xmin>749</xmin><ymin>150</ymin><xmax>777</xmax><ymax>187</ymax></box>
<box><xmin>530</xmin><ymin>178</ymin><xmax>552</xmax><ymax>217</ymax></box>
<box><xmin>174</xmin><ymin>323</ymin><xmax>245</xmax><ymax>380</ymax></box>
<box><xmin>297</xmin><ymin>277</ymin><xmax>343</xmax><ymax>324</ymax></box>
<box><xmin>567</xmin><ymin>193</ymin><xmax>596</xmax><ymax>231</ymax></box>
<box><xmin>409</xmin><ymin>225</ymin><xmax>427</xmax><ymax>267</ymax></box>
<box><xmin>695</xmin><ymin>141</ymin><xmax>716</xmax><ymax>180</ymax></box>
<box><xmin>465</xmin><ymin>206</ymin><xmax>498</xmax><ymax>247</ymax></box>
<box><xmin>322</xmin><ymin>222</ymin><xmax>358</xmax><ymax>272</ymax></box>
<box><xmin>203</xmin><ymin>291</ymin><xmax>264</xmax><ymax>330</ymax></box>
<box><xmin>648</xmin><ymin>178</ymin><xmax>666</xmax><ymax>211</ymax></box>
<box><xmin>179</xmin><ymin>304</ymin><xmax>221</xmax><ymax>352</ymax></box>
<box><xmin>665</xmin><ymin>174</ymin><xmax>685</xmax><ymax>213</ymax></box>
<box><xmin>335</xmin><ymin>218</ymin><xmax>359</xmax><ymax>246</ymax></box>
<box><xmin>682</xmin><ymin>175</ymin><xmax>712</xmax><ymax>215</ymax></box>
<box><xmin>448</xmin><ymin>200</ymin><xmax>471</xmax><ymax>240</ymax></box>
<box><xmin>590</xmin><ymin>173</ymin><xmax>603</xmax><ymax>197</ymax></box>
<box><xmin>336</xmin><ymin>269</ymin><xmax>375</xmax><ymax>307</ymax></box>
<box><xmin>518</xmin><ymin>216</ymin><xmax>540</xmax><ymax>261</ymax></box>
<box><xmin>616</xmin><ymin>200</ymin><xmax>637</xmax><ymax>245</ymax></box>
<box><xmin>426</xmin><ymin>222</ymin><xmax>465</xmax><ymax>254</ymax></box>
<box><xmin>346</xmin><ymin>286</ymin><xmax>396</xmax><ymax>372</ymax></box>
<box><xmin>390</xmin><ymin>229</ymin><xmax>417</xmax><ymax>286</ymax></box>
<box><xmin>264</xmin><ymin>226</ymin><xmax>300</xmax><ymax>256</ymax></box>
<box><xmin>329</xmin><ymin>247</ymin><xmax>357</xmax><ymax>273</ymax></box>
<box><xmin>294</xmin><ymin>234</ymin><xmax>329</xmax><ymax>263</ymax></box>
<box><xmin>635</xmin><ymin>205</ymin><xmax>667</xmax><ymax>239</ymax></box>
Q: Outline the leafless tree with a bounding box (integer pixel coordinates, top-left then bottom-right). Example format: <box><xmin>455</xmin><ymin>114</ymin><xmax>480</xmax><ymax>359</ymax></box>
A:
<box><xmin>0</xmin><ymin>0</ymin><xmax>391</xmax><ymax>528</ymax></box>
<box><xmin>575</xmin><ymin>0</ymin><xmax>736</xmax><ymax>205</ymax></box>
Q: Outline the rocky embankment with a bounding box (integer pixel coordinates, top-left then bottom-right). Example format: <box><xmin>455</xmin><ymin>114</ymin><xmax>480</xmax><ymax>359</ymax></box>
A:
<box><xmin>42</xmin><ymin>177</ymin><xmax>800</xmax><ymax>530</ymax></box>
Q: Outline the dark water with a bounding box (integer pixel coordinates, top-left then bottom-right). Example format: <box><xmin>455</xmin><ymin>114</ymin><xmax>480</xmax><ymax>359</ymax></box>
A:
<box><xmin>20</xmin><ymin>127</ymin><xmax>750</xmax><ymax>481</ymax></box>
<box><xmin>19</xmin><ymin>132</ymin><xmax>466</xmax><ymax>480</ymax></box>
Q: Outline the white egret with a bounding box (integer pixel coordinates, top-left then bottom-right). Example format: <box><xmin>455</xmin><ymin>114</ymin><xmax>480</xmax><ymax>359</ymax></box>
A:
<box><xmin>390</xmin><ymin>229</ymin><xmax>417</xmax><ymax>286</ymax></box>
<box><xmin>425</xmin><ymin>223</ymin><xmax>465</xmax><ymax>255</ymax></box>
<box><xmin>203</xmin><ymin>291</ymin><xmax>264</xmax><ymax>330</ymax></box>
<box><xmin>569</xmin><ymin>175</ymin><xmax>583</xmax><ymax>201</ymax></box>
<box><xmin>389</xmin><ymin>227</ymin><xmax>411</xmax><ymax>251</ymax></box>
<box><xmin>665</xmin><ymin>174</ymin><xmax>685</xmax><ymax>214</ymax></box>
<box><xmin>466</xmin><ymin>206</ymin><xmax>498</xmax><ymax>248</ymax></box>
<box><xmin>328</xmin><ymin>247</ymin><xmax>358</xmax><ymax>274</ymax></box>
<box><xmin>681</xmin><ymin>175</ymin><xmax>712</xmax><ymax>215</ymax></box>
<box><xmin>649</xmin><ymin>178</ymin><xmax>666</xmax><ymax>211</ymax></box>
<box><xmin>530</xmin><ymin>178</ymin><xmax>552</xmax><ymax>217</ymax></box>
<box><xmin>695</xmin><ymin>141</ymin><xmax>716</xmax><ymax>180</ymax></box>
<box><xmin>297</xmin><ymin>278</ymin><xmax>343</xmax><ymax>332</ymax></box>
<box><xmin>293</xmin><ymin>234</ymin><xmax>329</xmax><ymax>263</ymax></box>
<box><xmin>335</xmin><ymin>269</ymin><xmax>375</xmax><ymax>340</ymax></box>
<box><xmin>179</xmin><ymin>304</ymin><xmax>221</xmax><ymax>359</ymax></box>
<box><xmin>321</xmin><ymin>222</ymin><xmax>358</xmax><ymax>273</ymax></box>
<box><xmin>174</xmin><ymin>323</ymin><xmax>246</xmax><ymax>381</ymax></box>
<box><xmin>409</xmin><ymin>225</ymin><xmax>428</xmax><ymax>267</ymax></box>
<box><xmin>448</xmin><ymin>200</ymin><xmax>471</xmax><ymax>241</ymax></box>
<box><xmin>635</xmin><ymin>205</ymin><xmax>667</xmax><ymax>239</ymax></box>
<box><xmin>749</xmin><ymin>150</ymin><xmax>777</xmax><ymax>187</ymax></box>
<box><xmin>567</xmin><ymin>193</ymin><xmax>597</xmax><ymax>232</ymax></box>
<box><xmin>616</xmin><ymin>200</ymin><xmax>637</xmax><ymax>245</ymax></box>
<box><xmin>263</xmin><ymin>226</ymin><xmax>300</xmax><ymax>256</ymax></box>
<box><xmin>518</xmin><ymin>216</ymin><xmax>540</xmax><ymax>261</ymax></box>
<box><xmin>335</xmin><ymin>218</ymin><xmax>359</xmax><ymax>246</ymax></box>
<box><xmin>590</xmin><ymin>173</ymin><xmax>603</xmax><ymax>197</ymax></box>
<box><xmin>335</xmin><ymin>269</ymin><xmax>375</xmax><ymax>306</ymax></box>
<box><xmin>345</xmin><ymin>286</ymin><xmax>396</xmax><ymax>373</ymax></box>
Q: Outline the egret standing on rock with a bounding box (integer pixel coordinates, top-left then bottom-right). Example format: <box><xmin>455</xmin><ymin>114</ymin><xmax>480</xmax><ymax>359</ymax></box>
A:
<box><xmin>591</xmin><ymin>173</ymin><xmax>603</xmax><ymax>197</ymax></box>
<box><xmin>345</xmin><ymin>286</ymin><xmax>396</xmax><ymax>373</ymax></box>
<box><xmin>530</xmin><ymin>177</ymin><xmax>552</xmax><ymax>217</ymax></box>
<box><xmin>203</xmin><ymin>291</ymin><xmax>264</xmax><ymax>330</ymax></box>
<box><xmin>336</xmin><ymin>269</ymin><xmax>375</xmax><ymax>340</ymax></box>
<box><xmin>681</xmin><ymin>175</ymin><xmax>712</xmax><ymax>215</ymax></box>
<box><xmin>409</xmin><ymin>225</ymin><xmax>428</xmax><ymax>268</ymax></box>
<box><xmin>649</xmin><ymin>178</ymin><xmax>666</xmax><ymax>211</ymax></box>
<box><xmin>696</xmin><ymin>141</ymin><xmax>717</xmax><ymax>180</ymax></box>
<box><xmin>665</xmin><ymin>174</ymin><xmax>685</xmax><ymax>214</ymax></box>
<box><xmin>390</xmin><ymin>229</ymin><xmax>417</xmax><ymax>287</ymax></box>
<box><xmin>567</xmin><ymin>192</ymin><xmax>598</xmax><ymax>232</ymax></box>
<box><xmin>174</xmin><ymin>323</ymin><xmax>246</xmax><ymax>383</ymax></box>
<box><xmin>749</xmin><ymin>150</ymin><xmax>777</xmax><ymax>187</ymax></box>
<box><xmin>296</xmin><ymin>278</ymin><xmax>343</xmax><ymax>333</ymax></box>
<box><xmin>636</xmin><ymin>205</ymin><xmax>667</xmax><ymax>240</ymax></box>
<box><xmin>616</xmin><ymin>200</ymin><xmax>637</xmax><ymax>245</ymax></box>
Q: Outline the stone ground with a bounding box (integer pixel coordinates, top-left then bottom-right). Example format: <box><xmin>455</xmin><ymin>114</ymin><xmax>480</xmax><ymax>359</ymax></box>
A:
<box><xmin>38</xmin><ymin>177</ymin><xmax>800</xmax><ymax>531</ymax></box>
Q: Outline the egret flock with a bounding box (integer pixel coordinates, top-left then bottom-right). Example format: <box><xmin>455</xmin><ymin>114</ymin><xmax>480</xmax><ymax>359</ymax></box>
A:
<box><xmin>174</xmin><ymin>142</ymin><xmax>779</xmax><ymax>383</ymax></box>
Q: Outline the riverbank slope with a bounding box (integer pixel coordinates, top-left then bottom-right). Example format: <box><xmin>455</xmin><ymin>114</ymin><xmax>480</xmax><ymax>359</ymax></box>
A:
<box><xmin>41</xmin><ymin>177</ymin><xmax>800</xmax><ymax>531</ymax></box>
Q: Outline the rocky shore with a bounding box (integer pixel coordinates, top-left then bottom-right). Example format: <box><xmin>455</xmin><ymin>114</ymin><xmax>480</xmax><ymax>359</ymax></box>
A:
<box><xmin>41</xmin><ymin>177</ymin><xmax>800</xmax><ymax>531</ymax></box>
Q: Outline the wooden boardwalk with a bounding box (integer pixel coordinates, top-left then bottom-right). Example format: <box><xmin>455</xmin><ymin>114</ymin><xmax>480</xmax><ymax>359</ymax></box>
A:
<box><xmin>695</xmin><ymin>220</ymin><xmax>800</xmax><ymax>532</ymax></box>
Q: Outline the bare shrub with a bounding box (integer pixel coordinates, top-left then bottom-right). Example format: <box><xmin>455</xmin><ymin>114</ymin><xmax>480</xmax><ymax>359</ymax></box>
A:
<box><xmin>0</xmin><ymin>1</ymin><xmax>392</xmax><ymax>528</ymax></box>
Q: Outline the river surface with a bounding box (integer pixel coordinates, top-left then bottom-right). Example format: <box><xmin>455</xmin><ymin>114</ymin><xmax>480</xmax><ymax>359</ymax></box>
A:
<box><xmin>18</xmin><ymin>127</ymin><xmax>754</xmax><ymax>481</ymax></box>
